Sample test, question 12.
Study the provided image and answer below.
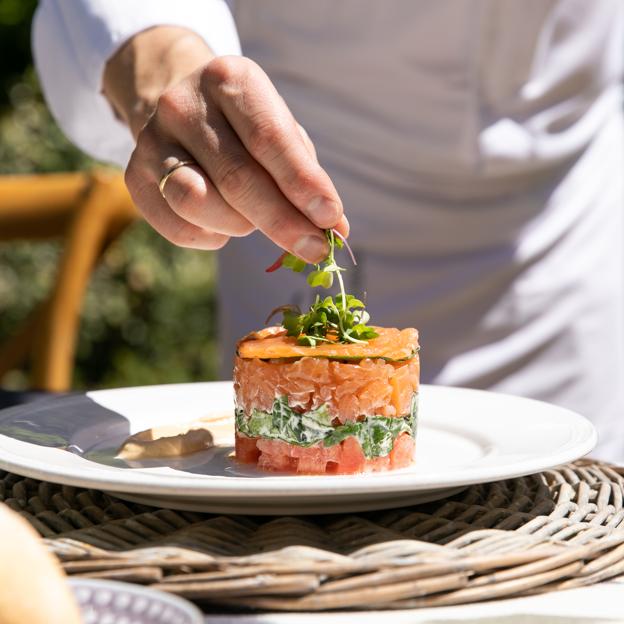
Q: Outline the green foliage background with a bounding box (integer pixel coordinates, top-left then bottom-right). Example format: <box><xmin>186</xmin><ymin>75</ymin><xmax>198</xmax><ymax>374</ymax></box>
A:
<box><xmin>0</xmin><ymin>0</ymin><xmax>219</xmax><ymax>389</ymax></box>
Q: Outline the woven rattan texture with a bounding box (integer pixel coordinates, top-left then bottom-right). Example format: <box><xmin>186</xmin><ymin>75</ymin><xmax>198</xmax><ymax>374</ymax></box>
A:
<box><xmin>2</xmin><ymin>460</ymin><xmax>624</xmax><ymax>611</ymax></box>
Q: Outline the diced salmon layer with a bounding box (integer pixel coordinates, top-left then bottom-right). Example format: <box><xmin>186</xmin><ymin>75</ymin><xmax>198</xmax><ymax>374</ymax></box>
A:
<box><xmin>235</xmin><ymin>431</ymin><xmax>415</xmax><ymax>474</ymax></box>
<box><xmin>234</xmin><ymin>356</ymin><xmax>419</xmax><ymax>422</ymax></box>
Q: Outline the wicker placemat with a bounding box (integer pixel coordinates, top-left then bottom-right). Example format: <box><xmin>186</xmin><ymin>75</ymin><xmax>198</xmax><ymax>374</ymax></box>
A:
<box><xmin>2</xmin><ymin>459</ymin><xmax>624</xmax><ymax>611</ymax></box>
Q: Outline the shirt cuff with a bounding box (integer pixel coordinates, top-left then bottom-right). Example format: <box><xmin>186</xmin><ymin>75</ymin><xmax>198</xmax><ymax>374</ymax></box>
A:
<box><xmin>32</xmin><ymin>0</ymin><xmax>241</xmax><ymax>166</ymax></box>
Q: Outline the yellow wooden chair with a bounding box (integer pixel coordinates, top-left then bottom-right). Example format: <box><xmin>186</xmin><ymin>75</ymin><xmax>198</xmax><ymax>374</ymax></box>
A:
<box><xmin>0</xmin><ymin>170</ymin><xmax>139</xmax><ymax>394</ymax></box>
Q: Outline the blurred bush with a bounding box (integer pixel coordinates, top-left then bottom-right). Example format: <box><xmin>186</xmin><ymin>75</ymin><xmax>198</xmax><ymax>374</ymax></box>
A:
<box><xmin>0</xmin><ymin>0</ymin><xmax>219</xmax><ymax>389</ymax></box>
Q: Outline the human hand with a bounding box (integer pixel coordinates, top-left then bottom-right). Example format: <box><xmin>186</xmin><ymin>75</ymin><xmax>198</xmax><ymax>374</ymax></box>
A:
<box><xmin>104</xmin><ymin>28</ymin><xmax>347</xmax><ymax>262</ymax></box>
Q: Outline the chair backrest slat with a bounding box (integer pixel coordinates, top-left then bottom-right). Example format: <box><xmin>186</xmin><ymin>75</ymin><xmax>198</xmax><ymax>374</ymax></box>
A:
<box><xmin>0</xmin><ymin>170</ymin><xmax>139</xmax><ymax>391</ymax></box>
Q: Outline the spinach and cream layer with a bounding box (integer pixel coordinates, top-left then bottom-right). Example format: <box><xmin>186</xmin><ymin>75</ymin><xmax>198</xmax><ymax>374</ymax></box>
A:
<box><xmin>235</xmin><ymin>394</ymin><xmax>418</xmax><ymax>459</ymax></box>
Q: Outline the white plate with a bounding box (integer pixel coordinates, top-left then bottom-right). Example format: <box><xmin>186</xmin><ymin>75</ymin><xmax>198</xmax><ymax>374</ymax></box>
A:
<box><xmin>70</xmin><ymin>578</ymin><xmax>203</xmax><ymax>624</ymax></box>
<box><xmin>0</xmin><ymin>383</ymin><xmax>596</xmax><ymax>514</ymax></box>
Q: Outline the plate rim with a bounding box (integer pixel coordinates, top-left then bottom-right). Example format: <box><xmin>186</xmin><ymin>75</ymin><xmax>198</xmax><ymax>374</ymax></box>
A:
<box><xmin>69</xmin><ymin>577</ymin><xmax>204</xmax><ymax>622</ymax></box>
<box><xmin>0</xmin><ymin>383</ymin><xmax>597</xmax><ymax>499</ymax></box>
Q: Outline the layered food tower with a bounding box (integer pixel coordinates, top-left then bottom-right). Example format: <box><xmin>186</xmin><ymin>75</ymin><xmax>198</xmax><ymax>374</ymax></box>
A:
<box><xmin>234</xmin><ymin>325</ymin><xmax>420</xmax><ymax>474</ymax></box>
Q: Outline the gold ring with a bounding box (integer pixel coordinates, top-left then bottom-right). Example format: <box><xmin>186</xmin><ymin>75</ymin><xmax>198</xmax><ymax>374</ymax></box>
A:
<box><xmin>158</xmin><ymin>160</ymin><xmax>196</xmax><ymax>198</ymax></box>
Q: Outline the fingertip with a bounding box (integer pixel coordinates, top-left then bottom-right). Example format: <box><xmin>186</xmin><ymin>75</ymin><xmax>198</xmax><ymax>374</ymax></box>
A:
<box><xmin>306</xmin><ymin>196</ymin><xmax>343</xmax><ymax>229</ymax></box>
<box><xmin>170</xmin><ymin>223</ymin><xmax>230</xmax><ymax>250</ymax></box>
<box><xmin>335</xmin><ymin>215</ymin><xmax>350</xmax><ymax>238</ymax></box>
<box><xmin>196</xmin><ymin>232</ymin><xmax>231</xmax><ymax>250</ymax></box>
<box><xmin>293</xmin><ymin>234</ymin><xmax>330</xmax><ymax>263</ymax></box>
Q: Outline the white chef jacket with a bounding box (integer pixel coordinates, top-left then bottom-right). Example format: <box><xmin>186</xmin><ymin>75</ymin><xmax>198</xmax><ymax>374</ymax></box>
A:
<box><xmin>33</xmin><ymin>1</ymin><xmax>624</xmax><ymax>461</ymax></box>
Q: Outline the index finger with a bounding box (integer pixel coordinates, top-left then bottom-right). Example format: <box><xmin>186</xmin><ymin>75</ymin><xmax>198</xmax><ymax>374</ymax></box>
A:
<box><xmin>203</xmin><ymin>57</ymin><xmax>345</xmax><ymax>232</ymax></box>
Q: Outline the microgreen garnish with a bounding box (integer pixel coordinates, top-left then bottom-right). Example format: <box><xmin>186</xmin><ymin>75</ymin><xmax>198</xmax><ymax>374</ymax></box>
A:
<box><xmin>282</xmin><ymin>294</ymin><xmax>378</xmax><ymax>346</ymax></box>
<box><xmin>265</xmin><ymin>304</ymin><xmax>301</xmax><ymax>326</ymax></box>
<box><xmin>265</xmin><ymin>229</ymin><xmax>378</xmax><ymax>345</ymax></box>
<box><xmin>265</xmin><ymin>251</ymin><xmax>307</xmax><ymax>274</ymax></box>
<box><xmin>332</xmin><ymin>229</ymin><xmax>357</xmax><ymax>266</ymax></box>
<box><xmin>265</xmin><ymin>253</ymin><xmax>287</xmax><ymax>273</ymax></box>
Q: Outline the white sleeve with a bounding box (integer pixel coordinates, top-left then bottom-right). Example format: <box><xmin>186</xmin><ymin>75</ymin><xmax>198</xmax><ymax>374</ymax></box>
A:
<box><xmin>32</xmin><ymin>0</ymin><xmax>241</xmax><ymax>167</ymax></box>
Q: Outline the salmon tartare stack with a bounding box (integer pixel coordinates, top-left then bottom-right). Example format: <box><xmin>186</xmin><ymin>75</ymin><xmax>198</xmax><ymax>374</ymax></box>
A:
<box><xmin>233</xmin><ymin>325</ymin><xmax>420</xmax><ymax>474</ymax></box>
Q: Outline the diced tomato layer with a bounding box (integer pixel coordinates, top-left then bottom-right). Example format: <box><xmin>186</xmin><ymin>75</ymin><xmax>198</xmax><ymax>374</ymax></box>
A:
<box><xmin>235</xmin><ymin>433</ymin><xmax>261</xmax><ymax>463</ymax></box>
<box><xmin>235</xmin><ymin>432</ymin><xmax>415</xmax><ymax>475</ymax></box>
<box><xmin>389</xmin><ymin>432</ymin><xmax>416</xmax><ymax>467</ymax></box>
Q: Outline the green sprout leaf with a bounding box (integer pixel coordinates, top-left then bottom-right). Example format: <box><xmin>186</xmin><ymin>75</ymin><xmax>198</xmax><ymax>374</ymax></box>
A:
<box><xmin>307</xmin><ymin>270</ymin><xmax>333</xmax><ymax>289</ymax></box>
<box><xmin>282</xmin><ymin>254</ymin><xmax>307</xmax><ymax>272</ymax></box>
